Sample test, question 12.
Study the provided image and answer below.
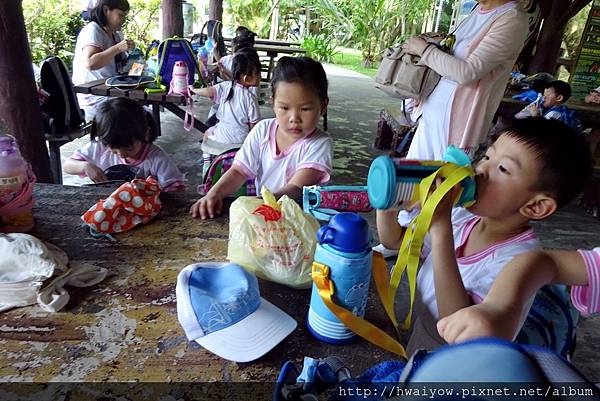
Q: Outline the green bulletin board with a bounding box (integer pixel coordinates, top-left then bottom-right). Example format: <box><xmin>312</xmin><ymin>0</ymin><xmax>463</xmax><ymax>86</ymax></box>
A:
<box><xmin>570</xmin><ymin>0</ymin><xmax>600</xmax><ymax>100</ymax></box>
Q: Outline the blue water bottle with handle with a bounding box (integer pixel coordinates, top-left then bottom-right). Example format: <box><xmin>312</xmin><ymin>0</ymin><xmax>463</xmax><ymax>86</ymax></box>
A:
<box><xmin>307</xmin><ymin>212</ymin><xmax>372</xmax><ymax>344</ymax></box>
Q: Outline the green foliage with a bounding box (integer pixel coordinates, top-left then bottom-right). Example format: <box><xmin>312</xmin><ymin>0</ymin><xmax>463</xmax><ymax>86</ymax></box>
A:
<box><xmin>224</xmin><ymin>0</ymin><xmax>271</xmax><ymax>37</ymax></box>
<box><xmin>331</xmin><ymin>47</ymin><xmax>378</xmax><ymax>78</ymax></box>
<box><xmin>23</xmin><ymin>0</ymin><xmax>160</xmax><ymax>70</ymax></box>
<box><xmin>301</xmin><ymin>32</ymin><xmax>339</xmax><ymax>62</ymax></box>
<box><xmin>563</xmin><ymin>3</ymin><xmax>592</xmax><ymax>59</ymax></box>
<box><xmin>23</xmin><ymin>0</ymin><xmax>83</xmax><ymax>67</ymax></box>
<box><xmin>122</xmin><ymin>0</ymin><xmax>161</xmax><ymax>55</ymax></box>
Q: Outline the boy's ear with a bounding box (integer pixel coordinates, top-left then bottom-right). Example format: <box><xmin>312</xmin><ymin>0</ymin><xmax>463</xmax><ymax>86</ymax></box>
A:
<box><xmin>320</xmin><ymin>98</ymin><xmax>329</xmax><ymax>116</ymax></box>
<box><xmin>519</xmin><ymin>193</ymin><xmax>557</xmax><ymax>220</ymax></box>
<box><xmin>556</xmin><ymin>94</ymin><xmax>564</xmax><ymax>103</ymax></box>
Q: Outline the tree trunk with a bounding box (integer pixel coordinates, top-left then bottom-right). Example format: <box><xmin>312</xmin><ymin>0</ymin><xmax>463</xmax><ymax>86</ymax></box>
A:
<box><xmin>527</xmin><ymin>1</ymin><xmax>571</xmax><ymax>74</ymax></box>
<box><xmin>0</xmin><ymin>1</ymin><xmax>52</xmax><ymax>183</ymax></box>
<box><xmin>162</xmin><ymin>0</ymin><xmax>183</xmax><ymax>39</ymax></box>
<box><xmin>208</xmin><ymin>0</ymin><xmax>223</xmax><ymax>22</ymax></box>
<box><xmin>270</xmin><ymin>0</ymin><xmax>280</xmax><ymax>40</ymax></box>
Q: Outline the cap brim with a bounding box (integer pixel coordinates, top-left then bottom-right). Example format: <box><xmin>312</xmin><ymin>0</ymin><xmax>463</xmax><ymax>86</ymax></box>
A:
<box><xmin>195</xmin><ymin>297</ymin><xmax>297</xmax><ymax>363</ymax></box>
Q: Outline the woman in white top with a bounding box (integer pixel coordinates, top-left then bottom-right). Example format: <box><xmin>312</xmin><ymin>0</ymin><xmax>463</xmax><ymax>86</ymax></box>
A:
<box><xmin>402</xmin><ymin>0</ymin><xmax>528</xmax><ymax>160</ymax></box>
<box><xmin>72</xmin><ymin>0</ymin><xmax>135</xmax><ymax>120</ymax></box>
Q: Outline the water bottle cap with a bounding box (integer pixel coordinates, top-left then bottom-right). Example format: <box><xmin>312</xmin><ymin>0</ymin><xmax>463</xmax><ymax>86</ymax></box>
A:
<box><xmin>367</xmin><ymin>155</ymin><xmax>397</xmax><ymax>209</ymax></box>
<box><xmin>442</xmin><ymin>146</ymin><xmax>477</xmax><ymax>206</ymax></box>
<box><xmin>316</xmin><ymin>212</ymin><xmax>370</xmax><ymax>253</ymax></box>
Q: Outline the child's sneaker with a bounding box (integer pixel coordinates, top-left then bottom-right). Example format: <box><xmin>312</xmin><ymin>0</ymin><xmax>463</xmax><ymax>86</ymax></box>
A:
<box><xmin>372</xmin><ymin>243</ymin><xmax>399</xmax><ymax>258</ymax></box>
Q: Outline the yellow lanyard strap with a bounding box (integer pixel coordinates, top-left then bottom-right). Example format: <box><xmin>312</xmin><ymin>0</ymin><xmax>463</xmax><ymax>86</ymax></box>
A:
<box><xmin>312</xmin><ymin>255</ymin><xmax>407</xmax><ymax>359</ymax></box>
<box><xmin>386</xmin><ymin>164</ymin><xmax>474</xmax><ymax>330</ymax></box>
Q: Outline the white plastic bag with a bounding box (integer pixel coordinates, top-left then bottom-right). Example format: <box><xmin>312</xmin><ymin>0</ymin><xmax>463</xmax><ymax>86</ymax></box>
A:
<box><xmin>227</xmin><ymin>187</ymin><xmax>319</xmax><ymax>289</ymax></box>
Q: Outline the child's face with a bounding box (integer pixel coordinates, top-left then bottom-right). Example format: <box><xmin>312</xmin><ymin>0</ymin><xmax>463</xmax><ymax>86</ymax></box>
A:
<box><xmin>272</xmin><ymin>82</ymin><xmax>326</xmax><ymax>138</ymax></box>
<box><xmin>109</xmin><ymin>140</ymin><xmax>144</xmax><ymax>160</ymax></box>
<box><xmin>542</xmin><ymin>87</ymin><xmax>563</xmax><ymax>107</ymax></box>
<box><xmin>469</xmin><ymin>134</ymin><xmax>544</xmax><ymax>219</ymax></box>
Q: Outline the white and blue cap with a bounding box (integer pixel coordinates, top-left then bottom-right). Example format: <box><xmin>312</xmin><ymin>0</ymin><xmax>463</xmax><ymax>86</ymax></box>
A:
<box><xmin>176</xmin><ymin>262</ymin><xmax>297</xmax><ymax>362</ymax></box>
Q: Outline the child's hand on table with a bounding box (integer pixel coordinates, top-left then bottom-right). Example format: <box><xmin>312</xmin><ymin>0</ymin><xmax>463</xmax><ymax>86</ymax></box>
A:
<box><xmin>83</xmin><ymin>162</ymin><xmax>108</xmax><ymax>183</ymax></box>
<box><xmin>190</xmin><ymin>192</ymin><xmax>223</xmax><ymax>219</ymax></box>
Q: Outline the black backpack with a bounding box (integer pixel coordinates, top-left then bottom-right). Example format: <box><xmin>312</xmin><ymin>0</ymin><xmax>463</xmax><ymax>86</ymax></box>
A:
<box><xmin>39</xmin><ymin>56</ymin><xmax>85</xmax><ymax>134</ymax></box>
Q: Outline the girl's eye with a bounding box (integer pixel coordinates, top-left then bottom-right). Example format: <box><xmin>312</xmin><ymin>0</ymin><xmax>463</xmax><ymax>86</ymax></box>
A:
<box><xmin>301</xmin><ymin>108</ymin><xmax>312</xmax><ymax>112</ymax></box>
<box><xmin>481</xmin><ymin>155</ymin><xmax>490</xmax><ymax>161</ymax></box>
<box><xmin>498</xmin><ymin>165</ymin><xmax>508</xmax><ymax>173</ymax></box>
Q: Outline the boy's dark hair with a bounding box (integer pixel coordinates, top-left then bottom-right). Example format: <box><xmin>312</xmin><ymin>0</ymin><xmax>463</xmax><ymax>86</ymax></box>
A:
<box><xmin>270</xmin><ymin>56</ymin><xmax>328</xmax><ymax>102</ymax></box>
<box><xmin>91</xmin><ymin>0</ymin><xmax>130</xmax><ymax>27</ymax></box>
<box><xmin>225</xmin><ymin>47</ymin><xmax>261</xmax><ymax>102</ymax></box>
<box><xmin>493</xmin><ymin>117</ymin><xmax>592</xmax><ymax>210</ymax></box>
<box><xmin>546</xmin><ymin>80</ymin><xmax>572</xmax><ymax>102</ymax></box>
<box><xmin>91</xmin><ymin>98</ymin><xmax>157</xmax><ymax>149</ymax></box>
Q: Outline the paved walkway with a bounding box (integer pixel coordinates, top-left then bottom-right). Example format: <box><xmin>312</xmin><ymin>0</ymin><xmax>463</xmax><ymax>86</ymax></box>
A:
<box><xmin>58</xmin><ymin>64</ymin><xmax>600</xmax><ymax>380</ymax></box>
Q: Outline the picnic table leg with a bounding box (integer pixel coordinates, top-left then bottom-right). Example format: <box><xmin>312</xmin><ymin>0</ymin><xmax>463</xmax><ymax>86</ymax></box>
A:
<box><xmin>266</xmin><ymin>51</ymin><xmax>276</xmax><ymax>82</ymax></box>
<box><xmin>151</xmin><ymin>102</ymin><xmax>162</xmax><ymax>136</ymax></box>
<box><xmin>47</xmin><ymin>140</ymin><xmax>65</xmax><ymax>184</ymax></box>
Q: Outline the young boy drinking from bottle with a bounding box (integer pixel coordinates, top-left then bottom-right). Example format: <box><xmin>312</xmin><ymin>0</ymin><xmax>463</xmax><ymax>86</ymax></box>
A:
<box><xmin>376</xmin><ymin>117</ymin><xmax>592</xmax><ymax>354</ymax></box>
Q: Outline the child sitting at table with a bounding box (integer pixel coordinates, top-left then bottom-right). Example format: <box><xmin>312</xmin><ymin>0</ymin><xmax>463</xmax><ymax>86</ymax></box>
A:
<box><xmin>63</xmin><ymin>97</ymin><xmax>185</xmax><ymax>191</ymax></box>
<box><xmin>375</xmin><ymin>118</ymin><xmax>592</xmax><ymax>354</ymax></box>
<box><xmin>190</xmin><ymin>56</ymin><xmax>333</xmax><ymax>219</ymax></box>
<box><xmin>515</xmin><ymin>80</ymin><xmax>576</xmax><ymax>125</ymax></box>
<box><xmin>218</xmin><ymin>28</ymin><xmax>257</xmax><ymax>81</ymax></box>
<box><xmin>191</xmin><ymin>48</ymin><xmax>262</xmax><ymax>174</ymax></box>
<box><xmin>437</xmin><ymin>246</ymin><xmax>600</xmax><ymax>344</ymax></box>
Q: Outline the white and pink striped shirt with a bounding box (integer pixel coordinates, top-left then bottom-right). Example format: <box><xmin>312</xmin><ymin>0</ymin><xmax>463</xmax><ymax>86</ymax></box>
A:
<box><xmin>571</xmin><ymin>248</ymin><xmax>600</xmax><ymax>315</ymax></box>
<box><xmin>399</xmin><ymin>207</ymin><xmax>540</xmax><ymax>352</ymax></box>
<box><xmin>233</xmin><ymin>118</ymin><xmax>332</xmax><ymax>193</ymax></box>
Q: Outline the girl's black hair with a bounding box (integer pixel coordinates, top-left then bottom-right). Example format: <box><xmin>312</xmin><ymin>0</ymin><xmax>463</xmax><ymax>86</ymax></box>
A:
<box><xmin>235</xmin><ymin>26</ymin><xmax>255</xmax><ymax>37</ymax></box>
<box><xmin>225</xmin><ymin>48</ymin><xmax>261</xmax><ymax>102</ymax></box>
<box><xmin>91</xmin><ymin>98</ymin><xmax>157</xmax><ymax>149</ymax></box>
<box><xmin>91</xmin><ymin>0</ymin><xmax>130</xmax><ymax>27</ymax></box>
<box><xmin>270</xmin><ymin>56</ymin><xmax>328</xmax><ymax>102</ymax></box>
<box><xmin>231</xmin><ymin>32</ymin><xmax>256</xmax><ymax>52</ymax></box>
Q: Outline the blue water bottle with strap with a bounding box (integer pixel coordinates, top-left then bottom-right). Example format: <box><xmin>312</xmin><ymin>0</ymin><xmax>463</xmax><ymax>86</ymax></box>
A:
<box><xmin>307</xmin><ymin>212</ymin><xmax>372</xmax><ymax>344</ymax></box>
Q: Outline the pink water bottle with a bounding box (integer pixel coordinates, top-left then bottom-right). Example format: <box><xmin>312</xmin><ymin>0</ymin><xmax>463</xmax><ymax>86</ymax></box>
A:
<box><xmin>170</xmin><ymin>60</ymin><xmax>189</xmax><ymax>95</ymax></box>
<box><xmin>0</xmin><ymin>134</ymin><xmax>35</xmax><ymax>232</ymax></box>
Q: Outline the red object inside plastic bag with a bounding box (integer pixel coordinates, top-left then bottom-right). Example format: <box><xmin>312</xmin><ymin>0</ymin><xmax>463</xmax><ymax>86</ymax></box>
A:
<box><xmin>252</xmin><ymin>204</ymin><xmax>282</xmax><ymax>221</ymax></box>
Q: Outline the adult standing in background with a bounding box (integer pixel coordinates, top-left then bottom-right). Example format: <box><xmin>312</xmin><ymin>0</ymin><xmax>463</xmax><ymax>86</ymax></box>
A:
<box><xmin>80</xmin><ymin>0</ymin><xmax>97</xmax><ymax>21</ymax></box>
<box><xmin>72</xmin><ymin>0</ymin><xmax>134</xmax><ymax>121</ymax></box>
<box><xmin>402</xmin><ymin>0</ymin><xmax>528</xmax><ymax>160</ymax></box>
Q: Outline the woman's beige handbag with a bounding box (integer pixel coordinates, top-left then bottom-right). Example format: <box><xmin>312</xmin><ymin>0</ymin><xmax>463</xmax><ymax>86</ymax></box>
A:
<box><xmin>374</xmin><ymin>45</ymin><xmax>441</xmax><ymax>101</ymax></box>
<box><xmin>375</xmin><ymin>32</ymin><xmax>455</xmax><ymax>101</ymax></box>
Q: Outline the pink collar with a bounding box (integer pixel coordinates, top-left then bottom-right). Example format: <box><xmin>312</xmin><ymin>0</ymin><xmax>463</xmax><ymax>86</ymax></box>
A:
<box><xmin>119</xmin><ymin>143</ymin><xmax>151</xmax><ymax>167</ymax></box>
<box><xmin>269</xmin><ymin>121</ymin><xmax>316</xmax><ymax>159</ymax></box>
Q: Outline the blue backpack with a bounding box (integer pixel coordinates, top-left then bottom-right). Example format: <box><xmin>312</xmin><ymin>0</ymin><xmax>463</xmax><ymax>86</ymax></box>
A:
<box><xmin>156</xmin><ymin>37</ymin><xmax>200</xmax><ymax>87</ymax></box>
<box><xmin>558</xmin><ymin>107</ymin><xmax>583</xmax><ymax>134</ymax></box>
<box><xmin>516</xmin><ymin>284</ymin><xmax>579</xmax><ymax>359</ymax></box>
<box><xmin>274</xmin><ymin>338</ymin><xmax>598</xmax><ymax>401</ymax></box>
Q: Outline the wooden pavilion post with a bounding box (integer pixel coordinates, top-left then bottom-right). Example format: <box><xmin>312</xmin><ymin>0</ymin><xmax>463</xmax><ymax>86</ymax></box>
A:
<box><xmin>208</xmin><ymin>0</ymin><xmax>223</xmax><ymax>22</ymax></box>
<box><xmin>0</xmin><ymin>1</ymin><xmax>52</xmax><ymax>183</ymax></box>
<box><xmin>162</xmin><ymin>0</ymin><xmax>184</xmax><ymax>39</ymax></box>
